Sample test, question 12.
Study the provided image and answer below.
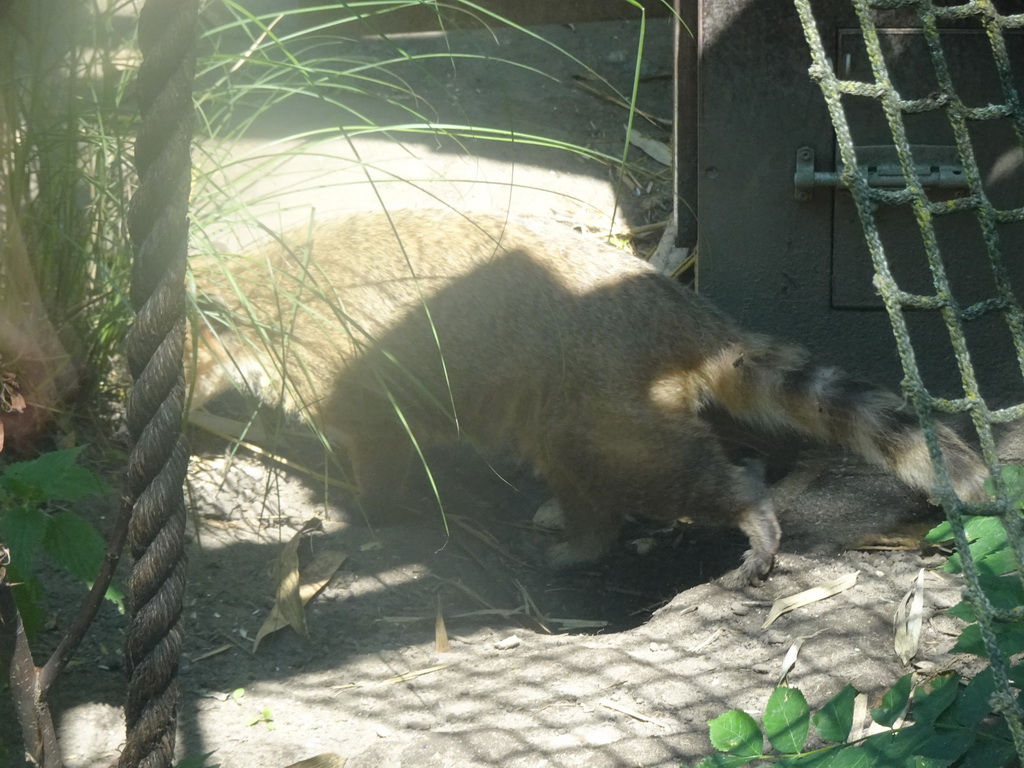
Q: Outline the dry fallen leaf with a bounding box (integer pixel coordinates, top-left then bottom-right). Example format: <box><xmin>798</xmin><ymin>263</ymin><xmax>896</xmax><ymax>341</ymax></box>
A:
<box><xmin>762</xmin><ymin>571</ymin><xmax>860</xmax><ymax>628</ymax></box>
<box><xmin>598</xmin><ymin>698</ymin><xmax>668</xmax><ymax>728</ymax></box>
<box><xmin>253</xmin><ymin>530</ymin><xmax>346</xmax><ymax>652</ymax></box>
<box><xmin>776</xmin><ymin>629</ymin><xmax>827</xmax><ymax>686</ymax></box>
<box><xmin>272</xmin><ymin>525</ymin><xmax>310</xmax><ymax>640</ymax></box>
<box><xmin>283</xmin><ymin>753</ymin><xmax>346</xmax><ymax>768</ymax></box>
<box><xmin>331</xmin><ymin>664</ymin><xmax>452</xmax><ymax>690</ymax></box>
<box><xmin>626</xmin><ymin>128</ymin><xmax>672</xmax><ymax>166</ymax></box>
<box><xmin>435</xmin><ymin>596</ymin><xmax>450</xmax><ymax>653</ymax></box>
<box><xmin>894</xmin><ymin>569</ymin><xmax>926</xmax><ymax>664</ymax></box>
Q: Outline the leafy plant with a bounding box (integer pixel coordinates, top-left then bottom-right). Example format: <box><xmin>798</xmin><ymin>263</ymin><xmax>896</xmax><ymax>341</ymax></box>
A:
<box><xmin>0</xmin><ymin>0</ymin><xmax>138</xmax><ymax>406</ymax></box>
<box><xmin>691</xmin><ymin>672</ymin><xmax>1019</xmax><ymax>767</ymax></box>
<box><xmin>690</xmin><ymin>467</ymin><xmax>1024</xmax><ymax>767</ymax></box>
<box><xmin>925</xmin><ymin>465</ymin><xmax>1024</xmax><ymax>662</ymax></box>
<box><xmin>0</xmin><ymin>446</ymin><xmax>120</xmax><ymax>634</ymax></box>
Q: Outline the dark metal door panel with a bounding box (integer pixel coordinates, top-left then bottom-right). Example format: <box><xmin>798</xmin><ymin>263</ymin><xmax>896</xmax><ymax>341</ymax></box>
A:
<box><xmin>696</xmin><ymin>0</ymin><xmax>1024</xmax><ymax>404</ymax></box>
<box><xmin>832</xmin><ymin>29</ymin><xmax>1024</xmax><ymax>310</ymax></box>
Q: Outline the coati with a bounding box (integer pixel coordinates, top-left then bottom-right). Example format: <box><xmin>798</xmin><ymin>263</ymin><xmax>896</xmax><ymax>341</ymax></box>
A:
<box><xmin>189</xmin><ymin>208</ymin><xmax>988</xmax><ymax>586</ymax></box>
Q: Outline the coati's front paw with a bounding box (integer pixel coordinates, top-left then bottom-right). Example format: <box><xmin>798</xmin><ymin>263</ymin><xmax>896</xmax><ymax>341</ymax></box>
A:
<box><xmin>719</xmin><ymin>548</ymin><xmax>775</xmax><ymax>588</ymax></box>
<box><xmin>721</xmin><ymin>494</ymin><xmax>780</xmax><ymax>588</ymax></box>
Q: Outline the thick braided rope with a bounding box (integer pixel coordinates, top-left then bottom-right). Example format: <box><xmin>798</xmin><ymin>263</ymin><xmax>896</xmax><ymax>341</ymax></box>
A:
<box><xmin>120</xmin><ymin>1</ymin><xmax>198</xmax><ymax>766</ymax></box>
<box><xmin>792</xmin><ymin>0</ymin><xmax>1024</xmax><ymax>758</ymax></box>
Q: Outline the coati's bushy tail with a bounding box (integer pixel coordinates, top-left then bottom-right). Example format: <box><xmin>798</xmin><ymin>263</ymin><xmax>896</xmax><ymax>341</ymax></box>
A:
<box><xmin>689</xmin><ymin>334</ymin><xmax>988</xmax><ymax>503</ymax></box>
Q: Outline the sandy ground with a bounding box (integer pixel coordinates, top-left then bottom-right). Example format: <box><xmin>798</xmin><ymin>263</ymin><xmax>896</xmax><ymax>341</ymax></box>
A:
<box><xmin>0</xmin><ymin>12</ymin><xmax>1001</xmax><ymax>768</ymax></box>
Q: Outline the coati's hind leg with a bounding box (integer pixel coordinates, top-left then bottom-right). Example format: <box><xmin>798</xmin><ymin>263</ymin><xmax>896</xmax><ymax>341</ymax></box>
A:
<box><xmin>540</xmin><ymin>418</ymin><xmax>782</xmax><ymax>585</ymax></box>
<box><xmin>341</xmin><ymin>426</ymin><xmax>416</xmax><ymax>522</ymax></box>
<box><xmin>544</xmin><ymin>463</ymin><xmax>624</xmax><ymax>569</ymax></box>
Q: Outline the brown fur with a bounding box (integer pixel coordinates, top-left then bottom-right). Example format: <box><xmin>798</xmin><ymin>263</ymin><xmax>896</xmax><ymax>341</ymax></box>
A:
<box><xmin>189</xmin><ymin>209</ymin><xmax>988</xmax><ymax>586</ymax></box>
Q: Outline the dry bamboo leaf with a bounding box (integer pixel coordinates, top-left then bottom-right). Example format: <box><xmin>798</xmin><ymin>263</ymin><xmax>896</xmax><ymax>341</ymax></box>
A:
<box><xmin>514</xmin><ymin>579</ymin><xmax>541</xmax><ymax>618</ymax></box>
<box><xmin>849</xmin><ymin>693</ymin><xmax>870</xmax><ymax>742</ymax></box>
<box><xmin>331</xmin><ymin>664</ymin><xmax>452</xmax><ymax>690</ymax></box>
<box><xmin>762</xmin><ymin>571</ymin><xmax>859</xmax><ymax>628</ymax></box>
<box><xmin>692</xmin><ymin>627</ymin><xmax>726</xmax><ymax>652</ymax></box>
<box><xmin>627</xmin><ymin>129</ymin><xmax>672</xmax><ymax>166</ymax></box>
<box><xmin>598</xmin><ymin>699</ymin><xmax>668</xmax><ymax>728</ymax></box>
<box><xmin>548</xmin><ymin>618</ymin><xmax>609</xmax><ymax>630</ymax></box>
<box><xmin>435</xmin><ymin>596</ymin><xmax>450</xmax><ymax>653</ymax></box>
<box><xmin>283</xmin><ymin>753</ymin><xmax>346</xmax><ymax>768</ymax></box>
<box><xmin>253</xmin><ymin>542</ymin><xmax>347</xmax><ymax>652</ymax></box>
<box><xmin>494</xmin><ymin>635</ymin><xmax>522</xmax><ymax>651</ymax></box>
<box><xmin>571</xmin><ymin>75</ymin><xmax>672</xmax><ymax>128</ymax></box>
<box><xmin>776</xmin><ymin>629</ymin><xmax>826</xmax><ymax>686</ymax></box>
<box><xmin>894</xmin><ymin>569</ymin><xmax>926</xmax><ymax>664</ymax></box>
<box><xmin>297</xmin><ymin>549</ymin><xmax>347</xmax><ymax>601</ymax></box>
<box><xmin>192</xmin><ymin>644</ymin><xmax>232</xmax><ymax>663</ymax></box>
<box><xmin>378</xmin><ymin>664</ymin><xmax>451</xmax><ymax>686</ymax></box>
<box><xmin>854</xmin><ymin>533</ymin><xmax>923</xmax><ymax>551</ymax></box>
<box><xmin>271</xmin><ymin>527</ymin><xmax>307</xmax><ymax>637</ymax></box>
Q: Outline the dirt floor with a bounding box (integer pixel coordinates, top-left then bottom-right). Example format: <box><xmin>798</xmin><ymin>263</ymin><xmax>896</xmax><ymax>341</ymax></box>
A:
<box><xmin>11</xmin><ymin>435</ymin><xmax>993</xmax><ymax>768</ymax></box>
<box><xmin>0</xmin><ymin>10</ymin><xmax>1007</xmax><ymax>768</ymax></box>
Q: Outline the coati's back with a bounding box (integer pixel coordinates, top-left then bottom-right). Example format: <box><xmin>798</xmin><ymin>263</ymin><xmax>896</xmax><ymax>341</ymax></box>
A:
<box><xmin>190</xmin><ymin>208</ymin><xmax>987</xmax><ymax>586</ymax></box>
<box><xmin>191</xmin><ymin>209</ymin><xmax>741</xmax><ymax>449</ymax></box>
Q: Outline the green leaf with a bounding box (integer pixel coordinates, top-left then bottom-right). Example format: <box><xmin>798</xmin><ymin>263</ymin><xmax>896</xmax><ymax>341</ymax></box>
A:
<box><xmin>42</xmin><ymin>511</ymin><xmax>106</xmax><ymax>584</ymax></box>
<box><xmin>872</xmin><ymin>674</ymin><xmax>912</xmax><ymax>727</ymax></box>
<box><xmin>935</xmin><ymin>515</ymin><xmax>1010</xmax><ymax>574</ymax></box>
<box><xmin>952</xmin><ymin>624</ymin><xmax>986</xmax><ymax>656</ymax></box>
<box><xmin>0</xmin><ymin>504</ymin><xmax>48</xmax><ymax>572</ymax></box>
<box><xmin>813</xmin><ymin>684</ymin><xmax>858</xmax><ymax>743</ymax></box>
<box><xmin>885</xmin><ymin>722</ymin><xmax>971</xmax><ymax>765</ymax></box>
<box><xmin>989</xmin><ymin>464</ymin><xmax>1024</xmax><ymax>504</ymax></box>
<box><xmin>778</xmin><ymin>745</ymin><xmax>871</xmax><ymax>768</ymax></box>
<box><xmin>1</xmin><ymin>447</ymin><xmax>107</xmax><ymax>503</ymax></box>
<box><xmin>978</xmin><ymin>547</ymin><xmax>1019</xmax><ymax>579</ymax></box>
<box><xmin>948</xmin><ymin>668</ymin><xmax>994</xmax><ymax>727</ymax></box>
<box><xmin>708</xmin><ymin>710</ymin><xmax>763</xmax><ymax>758</ymax></box>
<box><xmin>764</xmin><ymin>686</ymin><xmax>810</xmax><ymax>754</ymax></box>
<box><xmin>689</xmin><ymin>756</ymin><xmax>759</xmax><ymax>768</ymax></box>
<box><xmin>952</xmin><ymin>621</ymin><xmax>1024</xmax><ymax>659</ymax></box>
<box><xmin>958</xmin><ymin>734</ymin><xmax>1017</xmax><ymax>768</ymax></box>
<box><xmin>1010</xmin><ymin>661</ymin><xmax>1024</xmax><ymax>687</ymax></box>
<box><xmin>947</xmin><ymin>600</ymin><xmax>975</xmax><ymax>622</ymax></box>
<box><xmin>925</xmin><ymin>519</ymin><xmax>953</xmax><ymax>544</ymax></box>
<box><xmin>0</xmin><ymin>505</ymin><xmax>48</xmax><ymax>573</ymax></box>
<box><xmin>828</xmin><ymin>747</ymin><xmax>874</xmax><ymax>768</ymax></box>
<box><xmin>962</xmin><ymin>515</ymin><xmax>1007</xmax><ymax>547</ymax></box>
<box><xmin>975</xmin><ymin>569</ymin><xmax>1024</xmax><ymax>610</ymax></box>
<box><xmin>911</xmin><ymin>673</ymin><xmax>960</xmax><ymax>726</ymax></box>
<box><xmin>7</xmin><ymin>570</ymin><xmax>46</xmax><ymax>638</ymax></box>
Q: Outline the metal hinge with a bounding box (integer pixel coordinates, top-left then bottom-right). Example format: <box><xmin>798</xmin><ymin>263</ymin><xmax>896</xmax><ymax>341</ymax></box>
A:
<box><xmin>793</xmin><ymin>145</ymin><xmax>966</xmax><ymax>201</ymax></box>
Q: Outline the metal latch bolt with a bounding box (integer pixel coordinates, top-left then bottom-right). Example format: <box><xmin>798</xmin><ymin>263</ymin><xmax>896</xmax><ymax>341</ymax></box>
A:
<box><xmin>794</xmin><ymin>145</ymin><xmax>966</xmax><ymax>201</ymax></box>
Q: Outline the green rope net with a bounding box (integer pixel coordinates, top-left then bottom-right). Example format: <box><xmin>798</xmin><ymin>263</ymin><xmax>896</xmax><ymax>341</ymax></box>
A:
<box><xmin>792</xmin><ymin>0</ymin><xmax>1024</xmax><ymax>758</ymax></box>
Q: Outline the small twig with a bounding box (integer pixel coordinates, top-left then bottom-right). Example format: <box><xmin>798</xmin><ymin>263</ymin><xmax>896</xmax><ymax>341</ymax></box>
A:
<box><xmin>38</xmin><ymin>488</ymin><xmax>135</xmax><ymax>699</ymax></box>
<box><xmin>571</xmin><ymin>75</ymin><xmax>672</xmax><ymax>129</ymax></box>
